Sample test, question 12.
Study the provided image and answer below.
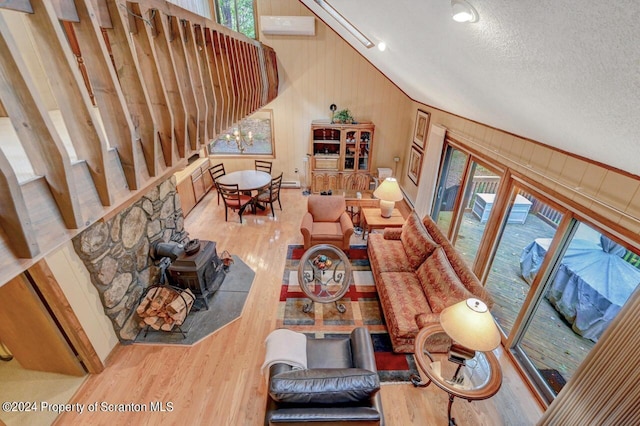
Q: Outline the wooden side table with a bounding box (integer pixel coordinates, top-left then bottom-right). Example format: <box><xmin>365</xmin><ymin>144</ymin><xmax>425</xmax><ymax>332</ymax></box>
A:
<box><xmin>411</xmin><ymin>324</ymin><xmax>502</xmax><ymax>425</ymax></box>
<box><xmin>361</xmin><ymin>208</ymin><xmax>405</xmax><ymax>239</ymax></box>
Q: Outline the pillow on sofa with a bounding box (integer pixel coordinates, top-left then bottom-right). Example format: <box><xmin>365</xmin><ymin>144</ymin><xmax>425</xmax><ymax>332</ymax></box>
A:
<box><xmin>417</xmin><ymin>247</ymin><xmax>474</xmax><ymax>313</ymax></box>
<box><xmin>269</xmin><ymin>368</ymin><xmax>380</xmax><ymax>405</ymax></box>
<box><xmin>400</xmin><ymin>211</ymin><xmax>439</xmax><ymax>269</ymax></box>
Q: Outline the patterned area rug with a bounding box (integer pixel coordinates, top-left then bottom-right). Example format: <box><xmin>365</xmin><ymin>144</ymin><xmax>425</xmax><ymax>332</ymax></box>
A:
<box><xmin>277</xmin><ymin>245</ymin><xmax>418</xmax><ymax>383</ymax></box>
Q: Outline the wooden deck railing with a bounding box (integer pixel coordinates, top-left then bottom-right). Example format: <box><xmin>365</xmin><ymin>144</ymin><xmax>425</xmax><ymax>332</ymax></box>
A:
<box><xmin>0</xmin><ymin>0</ymin><xmax>278</xmax><ymax>285</ymax></box>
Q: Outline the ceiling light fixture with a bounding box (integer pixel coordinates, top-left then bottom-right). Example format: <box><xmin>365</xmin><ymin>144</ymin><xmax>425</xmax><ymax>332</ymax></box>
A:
<box><xmin>314</xmin><ymin>0</ymin><xmax>375</xmax><ymax>48</ymax></box>
<box><xmin>451</xmin><ymin>0</ymin><xmax>479</xmax><ymax>23</ymax></box>
<box><xmin>377</xmin><ymin>41</ymin><xmax>386</xmax><ymax>52</ymax></box>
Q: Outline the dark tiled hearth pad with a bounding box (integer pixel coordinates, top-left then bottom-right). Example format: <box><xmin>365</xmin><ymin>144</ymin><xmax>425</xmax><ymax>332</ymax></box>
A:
<box><xmin>134</xmin><ymin>255</ymin><xmax>255</xmax><ymax>345</ymax></box>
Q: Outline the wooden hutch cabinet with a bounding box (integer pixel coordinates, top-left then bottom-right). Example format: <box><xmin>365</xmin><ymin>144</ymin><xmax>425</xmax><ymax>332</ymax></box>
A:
<box><xmin>310</xmin><ymin>120</ymin><xmax>374</xmax><ymax>192</ymax></box>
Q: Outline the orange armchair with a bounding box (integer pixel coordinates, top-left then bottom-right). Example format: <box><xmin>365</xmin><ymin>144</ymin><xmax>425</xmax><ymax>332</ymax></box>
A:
<box><xmin>300</xmin><ymin>195</ymin><xmax>354</xmax><ymax>252</ymax></box>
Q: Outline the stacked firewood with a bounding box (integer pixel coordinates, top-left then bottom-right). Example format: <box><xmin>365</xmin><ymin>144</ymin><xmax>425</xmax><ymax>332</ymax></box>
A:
<box><xmin>136</xmin><ymin>286</ymin><xmax>195</xmax><ymax>331</ymax></box>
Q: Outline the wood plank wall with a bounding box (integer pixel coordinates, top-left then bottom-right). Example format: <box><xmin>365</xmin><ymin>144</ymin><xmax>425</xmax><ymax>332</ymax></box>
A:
<box><xmin>0</xmin><ymin>0</ymin><xmax>278</xmax><ymax>286</ymax></box>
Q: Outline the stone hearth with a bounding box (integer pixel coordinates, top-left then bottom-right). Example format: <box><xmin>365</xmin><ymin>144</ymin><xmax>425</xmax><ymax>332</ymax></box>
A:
<box><xmin>73</xmin><ymin>177</ymin><xmax>188</xmax><ymax>342</ymax></box>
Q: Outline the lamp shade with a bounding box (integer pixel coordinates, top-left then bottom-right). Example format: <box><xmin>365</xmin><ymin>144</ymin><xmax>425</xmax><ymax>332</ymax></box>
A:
<box><xmin>373</xmin><ymin>178</ymin><xmax>403</xmax><ymax>202</ymax></box>
<box><xmin>440</xmin><ymin>298</ymin><xmax>500</xmax><ymax>352</ymax></box>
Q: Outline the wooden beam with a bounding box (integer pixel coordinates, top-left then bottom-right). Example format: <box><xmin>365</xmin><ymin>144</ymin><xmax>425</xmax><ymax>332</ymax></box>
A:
<box><xmin>148</xmin><ymin>9</ymin><xmax>186</xmax><ymax>159</ymax></box>
<box><xmin>0</xmin><ymin>16</ymin><xmax>83</xmax><ymax>229</ymax></box>
<box><xmin>0</xmin><ymin>0</ymin><xmax>32</xmax><ymax>13</ymax></box>
<box><xmin>167</xmin><ymin>15</ymin><xmax>197</xmax><ymax>152</ymax></box>
<box><xmin>225</xmin><ymin>35</ymin><xmax>240</xmax><ymax>126</ymax></box>
<box><xmin>214</xmin><ymin>31</ymin><xmax>233</xmax><ymax>130</ymax></box>
<box><xmin>0</xmin><ymin>150</ymin><xmax>40</xmax><ymax>258</ymax></box>
<box><xmin>27</xmin><ymin>259</ymin><xmax>104</xmax><ymax>374</ymax></box>
<box><xmin>203</xmin><ymin>28</ymin><xmax>223</xmax><ymax>137</ymax></box>
<box><xmin>88</xmin><ymin>0</ymin><xmax>112</xmax><ymax>28</ymax></box>
<box><xmin>72</xmin><ymin>0</ymin><xmax>140</xmax><ymax>191</ymax></box>
<box><xmin>27</xmin><ymin>0</ymin><xmax>112</xmax><ymax>207</ymax></box>
<box><xmin>106</xmin><ymin>0</ymin><xmax>157</xmax><ymax>177</ymax></box>
<box><xmin>194</xmin><ymin>26</ymin><xmax>216</xmax><ymax>138</ymax></box>
<box><xmin>50</xmin><ymin>0</ymin><xmax>79</xmax><ymax>21</ymax></box>
<box><xmin>125</xmin><ymin>3</ymin><xmax>173</xmax><ymax>168</ymax></box>
<box><xmin>181</xmin><ymin>19</ymin><xmax>207</xmax><ymax>145</ymax></box>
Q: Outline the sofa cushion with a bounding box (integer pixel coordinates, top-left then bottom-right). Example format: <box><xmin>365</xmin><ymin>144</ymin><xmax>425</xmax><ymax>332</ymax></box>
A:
<box><xmin>400</xmin><ymin>212</ymin><xmax>439</xmax><ymax>269</ymax></box>
<box><xmin>367</xmin><ymin>234</ymin><xmax>414</xmax><ymax>273</ymax></box>
<box><xmin>417</xmin><ymin>247</ymin><xmax>474</xmax><ymax>313</ymax></box>
<box><xmin>269</xmin><ymin>368</ymin><xmax>380</xmax><ymax>404</ymax></box>
<box><xmin>376</xmin><ymin>272</ymin><xmax>431</xmax><ymax>339</ymax></box>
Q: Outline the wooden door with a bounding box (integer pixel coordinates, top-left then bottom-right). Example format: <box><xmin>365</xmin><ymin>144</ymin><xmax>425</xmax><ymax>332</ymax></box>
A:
<box><xmin>0</xmin><ymin>275</ymin><xmax>85</xmax><ymax>376</ymax></box>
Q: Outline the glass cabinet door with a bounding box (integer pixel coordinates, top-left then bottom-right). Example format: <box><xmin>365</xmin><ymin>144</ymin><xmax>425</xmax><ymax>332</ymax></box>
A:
<box><xmin>344</xmin><ymin>130</ymin><xmax>356</xmax><ymax>170</ymax></box>
<box><xmin>357</xmin><ymin>130</ymin><xmax>371</xmax><ymax>171</ymax></box>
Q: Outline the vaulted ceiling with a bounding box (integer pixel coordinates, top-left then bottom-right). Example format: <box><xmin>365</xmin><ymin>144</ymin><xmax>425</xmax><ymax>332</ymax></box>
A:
<box><xmin>301</xmin><ymin>0</ymin><xmax>640</xmax><ymax>177</ymax></box>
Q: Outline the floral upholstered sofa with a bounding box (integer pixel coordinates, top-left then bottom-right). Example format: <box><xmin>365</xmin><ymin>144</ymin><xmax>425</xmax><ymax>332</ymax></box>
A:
<box><xmin>367</xmin><ymin>211</ymin><xmax>492</xmax><ymax>353</ymax></box>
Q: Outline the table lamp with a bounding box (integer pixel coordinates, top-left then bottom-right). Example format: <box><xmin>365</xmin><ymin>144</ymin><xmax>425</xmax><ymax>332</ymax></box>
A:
<box><xmin>373</xmin><ymin>177</ymin><xmax>403</xmax><ymax>218</ymax></box>
<box><xmin>440</xmin><ymin>298</ymin><xmax>501</xmax><ymax>383</ymax></box>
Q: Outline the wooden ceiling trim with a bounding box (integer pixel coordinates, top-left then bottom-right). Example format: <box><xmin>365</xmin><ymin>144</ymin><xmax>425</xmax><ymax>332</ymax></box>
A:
<box><xmin>203</xmin><ymin>28</ymin><xmax>223</xmax><ymax>137</ymax></box>
<box><xmin>167</xmin><ymin>15</ymin><xmax>198</xmax><ymax>152</ymax></box>
<box><xmin>126</xmin><ymin>3</ymin><xmax>174</xmax><ymax>169</ymax></box>
<box><xmin>193</xmin><ymin>25</ymin><xmax>216</xmax><ymax>140</ymax></box>
<box><xmin>221</xmin><ymin>34</ymin><xmax>239</xmax><ymax>127</ymax></box>
<box><xmin>211</xmin><ymin>30</ymin><xmax>232</xmax><ymax>132</ymax></box>
<box><xmin>198</xmin><ymin>26</ymin><xmax>218</xmax><ymax>140</ymax></box>
<box><xmin>106</xmin><ymin>0</ymin><xmax>157</xmax><ymax>178</ymax></box>
<box><xmin>145</xmin><ymin>8</ymin><xmax>186</xmax><ymax>160</ymax></box>
<box><xmin>27</xmin><ymin>0</ymin><xmax>112</xmax><ymax>207</ymax></box>
<box><xmin>71</xmin><ymin>0</ymin><xmax>139</xmax><ymax>191</ymax></box>
<box><xmin>181</xmin><ymin>20</ymin><xmax>207</xmax><ymax>145</ymax></box>
<box><xmin>0</xmin><ymin>150</ymin><xmax>39</xmax><ymax>258</ymax></box>
<box><xmin>0</xmin><ymin>17</ymin><xmax>83</xmax><ymax>229</ymax></box>
<box><xmin>206</xmin><ymin>29</ymin><xmax>225</xmax><ymax>137</ymax></box>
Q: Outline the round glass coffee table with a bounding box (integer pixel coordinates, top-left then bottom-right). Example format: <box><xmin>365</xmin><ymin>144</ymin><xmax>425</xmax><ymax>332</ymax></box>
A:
<box><xmin>297</xmin><ymin>244</ymin><xmax>352</xmax><ymax>313</ymax></box>
<box><xmin>411</xmin><ymin>324</ymin><xmax>502</xmax><ymax>426</ymax></box>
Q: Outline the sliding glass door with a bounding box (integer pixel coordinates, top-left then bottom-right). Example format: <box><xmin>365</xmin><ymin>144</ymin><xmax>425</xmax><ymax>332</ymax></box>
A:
<box><xmin>432</xmin><ymin>146</ymin><xmax>467</xmax><ymax>234</ymax></box>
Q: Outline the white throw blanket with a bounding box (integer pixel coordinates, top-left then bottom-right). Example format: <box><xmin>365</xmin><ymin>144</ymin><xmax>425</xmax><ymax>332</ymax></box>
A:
<box><xmin>261</xmin><ymin>329</ymin><xmax>307</xmax><ymax>375</ymax></box>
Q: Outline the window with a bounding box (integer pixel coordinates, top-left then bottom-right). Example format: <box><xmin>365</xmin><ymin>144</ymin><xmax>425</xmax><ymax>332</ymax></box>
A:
<box><xmin>208</xmin><ymin>109</ymin><xmax>274</xmax><ymax>156</ymax></box>
<box><xmin>215</xmin><ymin>0</ymin><xmax>256</xmax><ymax>39</ymax></box>
<box><xmin>431</xmin><ymin>139</ymin><xmax>640</xmax><ymax>404</ymax></box>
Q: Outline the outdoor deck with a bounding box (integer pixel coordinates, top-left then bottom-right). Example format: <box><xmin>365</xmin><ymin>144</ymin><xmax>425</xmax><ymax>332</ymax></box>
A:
<box><xmin>443</xmin><ymin>210</ymin><xmax>596</xmax><ymax>391</ymax></box>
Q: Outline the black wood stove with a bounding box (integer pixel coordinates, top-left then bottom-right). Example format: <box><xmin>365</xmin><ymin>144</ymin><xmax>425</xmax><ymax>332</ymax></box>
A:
<box><xmin>167</xmin><ymin>240</ymin><xmax>225</xmax><ymax>309</ymax></box>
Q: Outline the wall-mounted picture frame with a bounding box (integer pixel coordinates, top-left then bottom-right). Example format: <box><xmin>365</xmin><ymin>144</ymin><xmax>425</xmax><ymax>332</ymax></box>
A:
<box><xmin>408</xmin><ymin>145</ymin><xmax>423</xmax><ymax>185</ymax></box>
<box><xmin>412</xmin><ymin>109</ymin><xmax>430</xmax><ymax>150</ymax></box>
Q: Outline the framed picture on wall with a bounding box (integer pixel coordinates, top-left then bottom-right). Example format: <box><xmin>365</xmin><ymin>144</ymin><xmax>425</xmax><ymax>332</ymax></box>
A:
<box><xmin>413</xmin><ymin>109</ymin><xmax>430</xmax><ymax>150</ymax></box>
<box><xmin>408</xmin><ymin>145</ymin><xmax>423</xmax><ymax>185</ymax></box>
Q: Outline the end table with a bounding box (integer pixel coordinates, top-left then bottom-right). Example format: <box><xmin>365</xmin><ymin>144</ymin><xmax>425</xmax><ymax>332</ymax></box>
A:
<box><xmin>410</xmin><ymin>324</ymin><xmax>502</xmax><ymax>425</ymax></box>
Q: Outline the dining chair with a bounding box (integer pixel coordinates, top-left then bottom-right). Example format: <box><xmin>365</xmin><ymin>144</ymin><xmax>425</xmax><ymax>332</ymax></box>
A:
<box><xmin>256</xmin><ymin>172</ymin><xmax>283</xmax><ymax>217</ymax></box>
<box><xmin>254</xmin><ymin>160</ymin><xmax>273</xmax><ymax>174</ymax></box>
<box><xmin>209</xmin><ymin>163</ymin><xmax>226</xmax><ymax>205</ymax></box>
<box><xmin>216</xmin><ymin>181</ymin><xmax>254</xmax><ymax>222</ymax></box>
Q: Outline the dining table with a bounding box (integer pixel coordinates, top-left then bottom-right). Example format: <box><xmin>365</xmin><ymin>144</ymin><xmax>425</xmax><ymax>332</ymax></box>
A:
<box><xmin>216</xmin><ymin>170</ymin><xmax>272</xmax><ymax>211</ymax></box>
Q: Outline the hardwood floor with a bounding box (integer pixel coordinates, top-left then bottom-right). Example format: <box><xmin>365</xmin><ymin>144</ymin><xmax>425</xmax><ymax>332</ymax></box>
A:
<box><xmin>55</xmin><ymin>188</ymin><xmax>544</xmax><ymax>425</ymax></box>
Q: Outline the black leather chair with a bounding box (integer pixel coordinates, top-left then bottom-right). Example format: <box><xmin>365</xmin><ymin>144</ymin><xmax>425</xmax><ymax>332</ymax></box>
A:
<box><xmin>265</xmin><ymin>327</ymin><xmax>385</xmax><ymax>425</ymax></box>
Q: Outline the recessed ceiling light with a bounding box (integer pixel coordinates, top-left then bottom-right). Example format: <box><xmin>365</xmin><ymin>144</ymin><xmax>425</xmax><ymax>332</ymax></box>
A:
<box><xmin>377</xmin><ymin>42</ymin><xmax>386</xmax><ymax>52</ymax></box>
<box><xmin>451</xmin><ymin>0</ymin><xmax>479</xmax><ymax>23</ymax></box>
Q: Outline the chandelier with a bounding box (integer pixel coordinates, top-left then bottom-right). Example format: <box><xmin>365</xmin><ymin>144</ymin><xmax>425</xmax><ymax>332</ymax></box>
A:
<box><xmin>225</xmin><ymin>126</ymin><xmax>254</xmax><ymax>153</ymax></box>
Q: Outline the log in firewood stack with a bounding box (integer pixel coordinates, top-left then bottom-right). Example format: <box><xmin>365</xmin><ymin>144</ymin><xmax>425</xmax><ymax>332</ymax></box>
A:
<box><xmin>136</xmin><ymin>286</ymin><xmax>195</xmax><ymax>332</ymax></box>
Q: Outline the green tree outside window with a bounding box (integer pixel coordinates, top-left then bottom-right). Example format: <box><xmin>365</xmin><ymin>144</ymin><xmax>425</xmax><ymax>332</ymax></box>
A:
<box><xmin>216</xmin><ymin>0</ymin><xmax>256</xmax><ymax>39</ymax></box>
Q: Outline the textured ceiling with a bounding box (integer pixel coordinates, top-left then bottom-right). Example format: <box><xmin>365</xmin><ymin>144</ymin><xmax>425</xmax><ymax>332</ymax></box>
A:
<box><xmin>300</xmin><ymin>0</ymin><xmax>640</xmax><ymax>176</ymax></box>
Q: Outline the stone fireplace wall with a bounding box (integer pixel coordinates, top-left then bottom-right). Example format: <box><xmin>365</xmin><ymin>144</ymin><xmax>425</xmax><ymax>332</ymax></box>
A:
<box><xmin>73</xmin><ymin>177</ymin><xmax>188</xmax><ymax>342</ymax></box>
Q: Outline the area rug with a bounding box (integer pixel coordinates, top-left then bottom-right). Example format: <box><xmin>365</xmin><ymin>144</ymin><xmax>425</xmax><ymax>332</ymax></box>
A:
<box><xmin>277</xmin><ymin>245</ymin><xmax>418</xmax><ymax>383</ymax></box>
<box><xmin>134</xmin><ymin>255</ymin><xmax>254</xmax><ymax>346</ymax></box>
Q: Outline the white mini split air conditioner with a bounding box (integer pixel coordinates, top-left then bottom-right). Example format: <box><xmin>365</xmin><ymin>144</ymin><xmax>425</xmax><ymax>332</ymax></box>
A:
<box><xmin>260</xmin><ymin>16</ymin><xmax>315</xmax><ymax>36</ymax></box>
